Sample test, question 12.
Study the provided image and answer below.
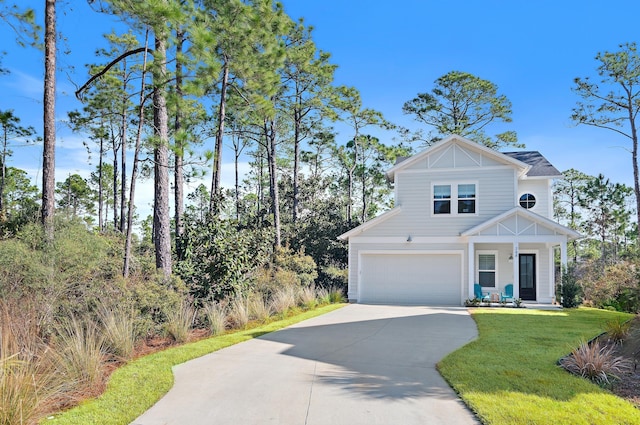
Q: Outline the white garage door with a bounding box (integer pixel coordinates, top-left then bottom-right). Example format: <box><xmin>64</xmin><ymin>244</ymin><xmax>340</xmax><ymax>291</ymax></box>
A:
<box><xmin>359</xmin><ymin>253</ymin><xmax>462</xmax><ymax>305</ymax></box>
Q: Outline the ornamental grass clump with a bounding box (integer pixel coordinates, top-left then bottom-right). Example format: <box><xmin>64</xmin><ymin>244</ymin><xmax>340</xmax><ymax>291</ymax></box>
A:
<box><xmin>298</xmin><ymin>286</ymin><xmax>318</xmax><ymax>309</ymax></box>
<box><xmin>560</xmin><ymin>339</ymin><xmax>631</xmax><ymax>387</ymax></box>
<box><xmin>164</xmin><ymin>302</ymin><xmax>196</xmax><ymax>344</ymax></box>
<box><xmin>270</xmin><ymin>286</ymin><xmax>296</xmax><ymax>315</ymax></box>
<box><xmin>202</xmin><ymin>301</ymin><xmax>227</xmax><ymax>336</ymax></box>
<box><xmin>98</xmin><ymin>305</ymin><xmax>138</xmax><ymax>361</ymax></box>
<box><xmin>228</xmin><ymin>296</ymin><xmax>250</xmax><ymax>329</ymax></box>
<box><xmin>604</xmin><ymin>318</ymin><xmax>632</xmax><ymax>344</ymax></box>
<box><xmin>0</xmin><ymin>302</ymin><xmax>62</xmax><ymax>425</ymax></box>
<box><xmin>54</xmin><ymin>316</ymin><xmax>106</xmax><ymax>396</ymax></box>
<box><xmin>248</xmin><ymin>293</ymin><xmax>272</xmax><ymax>322</ymax></box>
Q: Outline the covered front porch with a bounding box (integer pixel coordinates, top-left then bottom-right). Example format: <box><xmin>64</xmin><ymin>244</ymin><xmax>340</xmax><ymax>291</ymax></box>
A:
<box><xmin>462</xmin><ymin>208</ymin><xmax>581</xmax><ymax>303</ymax></box>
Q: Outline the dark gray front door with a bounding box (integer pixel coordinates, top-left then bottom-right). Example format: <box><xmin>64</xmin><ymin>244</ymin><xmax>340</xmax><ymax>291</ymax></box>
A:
<box><xmin>519</xmin><ymin>254</ymin><xmax>536</xmax><ymax>301</ymax></box>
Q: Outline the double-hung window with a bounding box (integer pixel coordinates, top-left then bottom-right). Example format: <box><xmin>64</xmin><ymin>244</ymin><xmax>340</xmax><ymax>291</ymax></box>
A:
<box><xmin>433</xmin><ymin>182</ymin><xmax>477</xmax><ymax>215</ymax></box>
<box><xmin>478</xmin><ymin>252</ymin><xmax>496</xmax><ymax>288</ymax></box>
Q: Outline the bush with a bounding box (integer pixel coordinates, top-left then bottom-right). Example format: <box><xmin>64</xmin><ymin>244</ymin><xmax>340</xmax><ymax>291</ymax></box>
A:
<box><xmin>560</xmin><ymin>339</ymin><xmax>630</xmax><ymax>387</ymax></box>
<box><xmin>560</xmin><ymin>264</ymin><xmax>582</xmax><ymax>308</ymax></box>
<box><xmin>604</xmin><ymin>318</ymin><xmax>632</xmax><ymax>344</ymax></box>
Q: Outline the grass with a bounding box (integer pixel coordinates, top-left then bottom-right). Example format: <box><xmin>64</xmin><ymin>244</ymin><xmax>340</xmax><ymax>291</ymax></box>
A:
<box><xmin>45</xmin><ymin>303</ymin><xmax>345</xmax><ymax>425</ymax></box>
<box><xmin>438</xmin><ymin>307</ymin><xmax>640</xmax><ymax>425</ymax></box>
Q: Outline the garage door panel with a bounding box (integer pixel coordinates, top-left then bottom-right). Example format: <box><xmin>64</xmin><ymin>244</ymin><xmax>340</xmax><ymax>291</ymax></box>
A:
<box><xmin>360</xmin><ymin>253</ymin><xmax>461</xmax><ymax>305</ymax></box>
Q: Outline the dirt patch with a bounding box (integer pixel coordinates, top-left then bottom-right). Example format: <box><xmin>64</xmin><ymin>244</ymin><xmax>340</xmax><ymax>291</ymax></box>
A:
<box><xmin>609</xmin><ymin>315</ymin><xmax>640</xmax><ymax>407</ymax></box>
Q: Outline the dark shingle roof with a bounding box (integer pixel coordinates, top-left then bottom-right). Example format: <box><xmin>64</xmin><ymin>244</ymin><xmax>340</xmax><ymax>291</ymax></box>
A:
<box><xmin>502</xmin><ymin>151</ymin><xmax>562</xmax><ymax>177</ymax></box>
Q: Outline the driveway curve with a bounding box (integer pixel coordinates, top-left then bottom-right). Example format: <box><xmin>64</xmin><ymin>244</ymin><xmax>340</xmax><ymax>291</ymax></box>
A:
<box><xmin>132</xmin><ymin>304</ymin><xmax>479</xmax><ymax>425</ymax></box>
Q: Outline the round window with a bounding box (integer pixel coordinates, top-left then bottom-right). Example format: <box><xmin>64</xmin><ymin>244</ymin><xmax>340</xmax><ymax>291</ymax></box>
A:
<box><xmin>519</xmin><ymin>193</ymin><xmax>536</xmax><ymax>209</ymax></box>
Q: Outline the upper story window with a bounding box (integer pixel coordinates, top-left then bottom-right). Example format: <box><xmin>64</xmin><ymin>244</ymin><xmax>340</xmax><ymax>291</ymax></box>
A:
<box><xmin>519</xmin><ymin>193</ymin><xmax>536</xmax><ymax>209</ymax></box>
<box><xmin>433</xmin><ymin>182</ymin><xmax>477</xmax><ymax>215</ymax></box>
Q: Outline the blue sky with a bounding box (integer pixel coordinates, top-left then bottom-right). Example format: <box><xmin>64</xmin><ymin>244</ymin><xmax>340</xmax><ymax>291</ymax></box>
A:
<box><xmin>0</xmin><ymin>0</ymin><xmax>636</xmax><ymax>216</ymax></box>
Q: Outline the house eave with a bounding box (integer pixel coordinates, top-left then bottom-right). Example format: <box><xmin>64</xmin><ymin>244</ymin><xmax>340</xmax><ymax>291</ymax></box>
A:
<box><xmin>337</xmin><ymin>207</ymin><xmax>402</xmax><ymax>240</ymax></box>
<box><xmin>460</xmin><ymin>207</ymin><xmax>582</xmax><ymax>241</ymax></box>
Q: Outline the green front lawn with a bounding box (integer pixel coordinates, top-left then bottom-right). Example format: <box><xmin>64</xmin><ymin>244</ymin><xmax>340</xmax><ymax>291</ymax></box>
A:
<box><xmin>439</xmin><ymin>308</ymin><xmax>639</xmax><ymax>425</ymax></box>
<box><xmin>45</xmin><ymin>303</ymin><xmax>345</xmax><ymax>425</ymax></box>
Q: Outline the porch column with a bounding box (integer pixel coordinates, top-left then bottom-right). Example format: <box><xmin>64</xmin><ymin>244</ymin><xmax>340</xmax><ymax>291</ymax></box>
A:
<box><xmin>512</xmin><ymin>242</ymin><xmax>520</xmax><ymax>300</ymax></box>
<box><xmin>468</xmin><ymin>240</ymin><xmax>475</xmax><ymax>300</ymax></box>
<box><xmin>558</xmin><ymin>240</ymin><xmax>568</xmax><ymax>303</ymax></box>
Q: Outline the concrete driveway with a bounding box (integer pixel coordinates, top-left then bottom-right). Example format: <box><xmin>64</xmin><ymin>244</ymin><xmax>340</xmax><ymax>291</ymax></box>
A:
<box><xmin>132</xmin><ymin>304</ymin><xmax>479</xmax><ymax>425</ymax></box>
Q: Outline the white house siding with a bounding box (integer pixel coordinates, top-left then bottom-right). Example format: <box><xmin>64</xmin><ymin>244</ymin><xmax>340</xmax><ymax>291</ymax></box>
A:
<box><xmin>473</xmin><ymin>242</ymin><xmax>554</xmax><ymax>303</ymax></box>
<box><xmin>387</xmin><ymin>167</ymin><xmax>517</xmax><ymax>237</ymax></box>
<box><xmin>517</xmin><ymin>179</ymin><xmax>553</xmax><ymax>218</ymax></box>
<box><xmin>348</xmin><ymin>241</ymin><xmax>469</xmax><ymax>304</ymax></box>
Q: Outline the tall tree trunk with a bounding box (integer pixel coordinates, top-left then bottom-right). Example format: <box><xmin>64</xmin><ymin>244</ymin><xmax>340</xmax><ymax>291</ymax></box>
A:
<box><xmin>120</xmin><ymin>61</ymin><xmax>128</xmax><ymax>233</ymax></box>
<box><xmin>0</xmin><ymin>130</ymin><xmax>7</xmax><ymax>217</ymax></box>
<box><xmin>210</xmin><ymin>58</ymin><xmax>229</xmax><ymax>213</ymax></box>
<box><xmin>234</xmin><ymin>143</ymin><xmax>240</xmax><ymax>222</ymax></box>
<box><xmin>629</xmin><ymin>110</ymin><xmax>640</xmax><ymax>241</ymax></box>
<box><xmin>112</xmin><ymin>125</ymin><xmax>118</xmax><ymax>229</ymax></box>
<box><xmin>97</xmin><ymin>133</ymin><xmax>104</xmax><ymax>231</ymax></box>
<box><xmin>123</xmin><ymin>34</ymin><xmax>149</xmax><ymax>278</ymax></box>
<box><xmin>293</xmin><ymin>107</ymin><xmax>300</xmax><ymax>223</ymax></box>
<box><xmin>265</xmin><ymin>119</ymin><xmax>281</xmax><ymax>248</ymax></box>
<box><xmin>152</xmin><ymin>31</ymin><xmax>172</xmax><ymax>277</ymax></box>
<box><xmin>41</xmin><ymin>0</ymin><xmax>56</xmax><ymax>238</ymax></box>
<box><xmin>174</xmin><ymin>30</ymin><xmax>185</xmax><ymax>260</ymax></box>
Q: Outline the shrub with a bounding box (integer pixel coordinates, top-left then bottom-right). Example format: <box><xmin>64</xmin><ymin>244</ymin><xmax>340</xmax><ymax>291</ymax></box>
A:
<box><xmin>202</xmin><ymin>301</ymin><xmax>227</xmax><ymax>336</ymax></box>
<box><xmin>560</xmin><ymin>264</ymin><xmax>582</xmax><ymax>308</ymax></box>
<box><xmin>164</xmin><ymin>302</ymin><xmax>196</xmax><ymax>344</ymax></box>
<box><xmin>328</xmin><ymin>286</ymin><xmax>345</xmax><ymax>303</ymax></box>
<box><xmin>560</xmin><ymin>339</ymin><xmax>631</xmax><ymax>387</ymax></box>
<box><xmin>317</xmin><ymin>263</ymin><xmax>348</xmax><ymax>291</ymax></box>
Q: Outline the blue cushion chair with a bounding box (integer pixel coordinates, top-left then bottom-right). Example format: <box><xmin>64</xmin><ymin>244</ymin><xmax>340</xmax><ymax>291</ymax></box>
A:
<box><xmin>500</xmin><ymin>284</ymin><xmax>514</xmax><ymax>302</ymax></box>
<box><xmin>474</xmin><ymin>283</ymin><xmax>490</xmax><ymax>302</ymax></box>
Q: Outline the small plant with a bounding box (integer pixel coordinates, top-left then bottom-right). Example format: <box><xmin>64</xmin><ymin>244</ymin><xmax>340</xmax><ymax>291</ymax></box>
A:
<box><xmin>328</xmin><ymin>286</ymin><xmax>345</xmax><ymax>303</ymax></box>
<box><xmin>605</xmin><ymin>319</ymin><xmax>631</xmax><ymax>344</ymax></box>
<box><xmin>316</xmin><ymin>287</ymin><xmax>331</xmax><ymax>304</ymax></box>
<box><xmin>164</xmin><ymin>302</ymin><xmax>196</xmax><ymax>344</ymax></box>
<box><xmin>560</xmin><ymin>339</ymin><xmax>631</xmax><ymax>387</ymax></box>
<box><xmin>464</xmin><ymin>298</ymin><xmax>480</xmax><ymax>307</ymax></box>
<box><xmin>228</xmin><ymin>296</ymin><xmax>250</xmax><ymax>329</ymax></box>
<box><xmin>559</xmin><ymin>264</ymin><xmax>582</xmax><ymax>308</ymax></box>
<box><xmin>298</xmin><ymin>286</ymin><xmax>318</xmax><ymax>309</ymax></box>
<box><xmin>54</xmin><ymin>316</ymin><xmax>106</xmax><ymax>394</ymax></box>
<box><xmin>202</xmin><ymin>301</ymin><xmax>227</xmax><ymax>336</ymax></box>
<box><xmin>513</xmin><ymin>298</ymin><xmax>524</xmax><ymax>308</ymax></box>
<box><xmin>98</xmin><ymin>305</ymin><xmax>138</xmax><ymax>361</ymax></box>
<box><xmin>248</xmin><ymin>293</ymin><xmax>272</xmax><ymax>322</ymax></box>
<box><xmin>270</xmin><ymin>286</ymin><xmax>296</xmax><ymax>314</ymax></box>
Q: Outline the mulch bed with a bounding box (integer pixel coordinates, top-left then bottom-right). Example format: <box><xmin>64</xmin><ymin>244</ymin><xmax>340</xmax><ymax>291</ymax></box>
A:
<box><xmin>609</xmin><ymin>315</ymin><xmax>640</xmax><ymax>407</ymax></box>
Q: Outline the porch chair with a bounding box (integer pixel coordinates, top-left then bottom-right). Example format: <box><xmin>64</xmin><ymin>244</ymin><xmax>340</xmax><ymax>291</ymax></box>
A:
<box><xmin>500</xmin><ymin>284</ymin><xmax>514</xmax><ymax>302</ymax></box>
<box><xmin>474</xmin><ymin>283</ymin><xmax>490</xmax><ymax>302</ymax></box>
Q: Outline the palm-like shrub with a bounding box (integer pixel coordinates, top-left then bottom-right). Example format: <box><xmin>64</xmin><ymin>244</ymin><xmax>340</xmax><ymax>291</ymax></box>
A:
<box><xmin>560</xmin><ymin>339</ymin><xmax>631</xmax><ymax>386</ymax></box>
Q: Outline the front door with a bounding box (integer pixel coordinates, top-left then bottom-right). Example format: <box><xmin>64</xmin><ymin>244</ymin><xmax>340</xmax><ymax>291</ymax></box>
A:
<box><xmin>519</xmin><ymin>254</ymin><xmax>536</xmax><ymax>301</ymax></box>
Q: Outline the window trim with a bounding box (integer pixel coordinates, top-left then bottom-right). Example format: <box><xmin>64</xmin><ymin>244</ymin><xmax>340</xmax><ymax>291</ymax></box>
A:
<box><xmin>431</xmin><ymin>181</ymin><xmax>479</xmax><ymax>216</ymax></box>
<box><xmin>519</xmin><ymin>192</ymin><xmax>536</xmax><ymax>210</ymax></box>
<box><xmin>477</xmin><ymin>250</ymin><xmax>498</xmax><ymax>289</ymax></box>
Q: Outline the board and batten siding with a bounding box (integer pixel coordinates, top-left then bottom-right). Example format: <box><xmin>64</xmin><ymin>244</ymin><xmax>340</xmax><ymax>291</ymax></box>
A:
<box><xmin>347</xmin><ymin>241</ymin><xmax>469</xmax><ymax>302</ymax></box>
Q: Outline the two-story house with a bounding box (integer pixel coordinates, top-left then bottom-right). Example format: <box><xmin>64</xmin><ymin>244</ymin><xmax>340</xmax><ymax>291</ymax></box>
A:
<box><xmin>338</xmin><ymin>134</ymin><xmax>580</xmax><ymax>305</ymax></box>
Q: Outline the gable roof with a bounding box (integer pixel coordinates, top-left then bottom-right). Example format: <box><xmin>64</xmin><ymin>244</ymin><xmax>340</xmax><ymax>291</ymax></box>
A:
<box><xmin>386</xmin><ymin>134</ymin><xmax>530</xmax><ymax>181</ymax></box>
<box><xmin>461</xmin><ymin>207</ymin><xmax>582</xmax><ymax>240</ymax></box>
<box><xmin>502</xmin><ymin>151</ymin><xmax>562</xmax><ymax>178</ymax></box>
<box><xmin>337</xmin><ymin>207</ymin><xmax>402</xmax><ymax>240</ymax></box>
